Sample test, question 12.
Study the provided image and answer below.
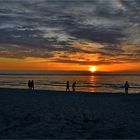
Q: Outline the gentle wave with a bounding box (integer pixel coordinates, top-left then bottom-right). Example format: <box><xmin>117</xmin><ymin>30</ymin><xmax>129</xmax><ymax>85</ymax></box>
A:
<box><xmin>0</xmin><ymin>74</ymin><xmax>140</xmax><ymax>93</ymax></box>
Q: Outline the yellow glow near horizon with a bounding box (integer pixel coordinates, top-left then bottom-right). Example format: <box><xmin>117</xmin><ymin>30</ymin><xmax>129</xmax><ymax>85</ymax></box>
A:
<box><xmin>89</xmin><ymin>66</ymin><xmax>97</xmax><ymax>72</ymax></box>
<box><xmin>0</xmin><ymin>57</ymin><xmax>140</xmax><ymax>72</ymax></box>
<box><xmin>0</xmin><ymin>40</ymin><xmax>140</xmax><ymax>72</ymax></box>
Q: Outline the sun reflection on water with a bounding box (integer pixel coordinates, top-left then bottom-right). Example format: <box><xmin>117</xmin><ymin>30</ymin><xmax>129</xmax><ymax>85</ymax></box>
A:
<box><xmin>89</xmin><ymin>75</ymin><xmax>97</xmax><ymax>93</ymax></box>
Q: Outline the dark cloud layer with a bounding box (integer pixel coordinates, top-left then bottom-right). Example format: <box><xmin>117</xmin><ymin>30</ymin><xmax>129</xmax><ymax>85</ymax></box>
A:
<box><xmin>0</xmin><ymin>0</ymin><xmax>140</xmax><ymax>65</ymax></box>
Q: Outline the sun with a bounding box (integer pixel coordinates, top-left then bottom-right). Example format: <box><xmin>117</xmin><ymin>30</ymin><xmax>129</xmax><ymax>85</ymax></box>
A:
<box><xmin>89</xmin><ymin>66</ymin><xmax>97</xmax><ymax>72</ymax></box>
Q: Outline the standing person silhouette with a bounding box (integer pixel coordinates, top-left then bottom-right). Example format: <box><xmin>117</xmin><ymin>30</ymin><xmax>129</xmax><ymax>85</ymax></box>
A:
<box><xmin>66</xmin><ymin>81</ymin><xmax>70</xmax><ymax>92</ymax></box>
<box><xmin>28</xmin><ymin>80</ymin><xmax>31</xmax><ymax>89</ymax></box>
<box><xmin>72</xmin><ymin>81</ymin><xmax>76</xmax><ymax>92</ymax></box>
<box><xmin>124</xmin><ymin>81</ymin><xmax>129</xmax><ymax>94</ymax></box>
<box><xmin>31</xmin><ymin>80</ymin><xmax>34</xmax><ymax>90</ymax></box>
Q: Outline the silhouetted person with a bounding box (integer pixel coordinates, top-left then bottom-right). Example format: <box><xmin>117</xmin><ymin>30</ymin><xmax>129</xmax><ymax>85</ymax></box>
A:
<box><xmin>66</xmin><ymin>81</ymin><xmax>70</xmax><ymax>92</ymax></box>
<box><xmin>124</xmin><ymin>81</ymin><xmax>129</xmax><ymax>94</ymax></box>
<box><xmin>28</xmin><ymin>80</ymin><xmax>31</xmax><ymax>89</ymax></box>
<box><xmin>72</xmin><ymin>81</ymin><xmax>76</xmax><ymax>92</ymax></box>
<box><xmin>31</xmin><ymin>80</ymin><xmax>34</xmax><ymax>90</ymax></box>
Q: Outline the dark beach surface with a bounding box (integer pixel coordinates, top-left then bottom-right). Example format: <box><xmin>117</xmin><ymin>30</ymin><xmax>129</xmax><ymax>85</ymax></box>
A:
<box><xmin>0</xmin><ymin>88</ymin><xmax>140</xmax><ymax>139</ymax></box>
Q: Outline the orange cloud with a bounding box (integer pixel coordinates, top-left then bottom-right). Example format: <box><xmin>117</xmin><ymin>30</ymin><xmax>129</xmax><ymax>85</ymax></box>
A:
<box><xmin>0</xmin><ymin>41</ymin><xmax>139</xmax><ymax>72</ymax></box>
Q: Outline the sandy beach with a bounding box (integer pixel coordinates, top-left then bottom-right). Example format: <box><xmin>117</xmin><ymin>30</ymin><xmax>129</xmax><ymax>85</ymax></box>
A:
<box><xmin>0</xmin><ymin>88</ymin><xmax>140</xmax><ymax>139</ymax></box>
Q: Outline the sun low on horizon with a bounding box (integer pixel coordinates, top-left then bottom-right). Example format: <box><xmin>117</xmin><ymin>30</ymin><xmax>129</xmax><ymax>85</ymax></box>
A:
<box><xmin>89</xmin><ymin>66</ymin><xmax>97</xmax><ymax>73</ymax></box>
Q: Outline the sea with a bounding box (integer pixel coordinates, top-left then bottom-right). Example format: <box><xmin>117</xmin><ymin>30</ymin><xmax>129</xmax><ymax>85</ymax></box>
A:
<box><xmin>0</xmin><ymin>70</ymin><xmax>140</xmax><ymax>93</ymax></box>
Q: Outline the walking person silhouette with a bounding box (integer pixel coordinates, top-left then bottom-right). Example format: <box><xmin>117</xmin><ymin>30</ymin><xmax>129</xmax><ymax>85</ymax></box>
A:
<box><xmin>66</xmin><ymin>81</ymin><xmax>70</xmax><ymax>92</ymax></box>
<box><xmin>72</xmin><ymin>81</ymin><xmax>76</xmax><ymax>92</ymax></box>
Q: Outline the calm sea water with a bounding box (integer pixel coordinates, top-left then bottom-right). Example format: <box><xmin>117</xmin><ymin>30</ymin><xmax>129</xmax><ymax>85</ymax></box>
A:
<box><xmin>0</xmin><ymin>71</ymin><xmax>140</xmax><ymax>93</ymax></box>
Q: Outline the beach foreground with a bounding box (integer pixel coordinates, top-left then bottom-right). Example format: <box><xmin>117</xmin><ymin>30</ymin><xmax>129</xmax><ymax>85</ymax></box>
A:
<box><xmin>0</xmin><ymin>88</ymin><xmax>140</xmax><ymax>139</ymax></box>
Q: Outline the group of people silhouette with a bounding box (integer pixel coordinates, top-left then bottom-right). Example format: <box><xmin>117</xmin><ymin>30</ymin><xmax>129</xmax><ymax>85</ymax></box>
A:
<box><xmin>27</xmin><ymin>80</ymin><xmax>130</xmax><ymax>94</ymax></box>
<box><xmin>28</xmin><ymin>80</ymin><xmax>34</xmax><ymax>90</ymax></box>
<box><xmin>66</xmin><ymin>81</ymin><xmax>76</xmax><ymax>92</ymax></box>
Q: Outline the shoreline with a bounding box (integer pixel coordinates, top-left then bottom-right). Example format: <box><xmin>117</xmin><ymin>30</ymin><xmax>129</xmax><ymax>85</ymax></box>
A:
<box><xmin>0</xmin><ymin>87</ymin><xmax>139</xmax><ymax>95</ymax></box>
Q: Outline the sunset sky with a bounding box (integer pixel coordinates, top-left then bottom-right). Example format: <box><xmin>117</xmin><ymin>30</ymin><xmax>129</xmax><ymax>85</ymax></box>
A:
<box><xmin>0</xmin><ymin>0</ymin><xmax>140</xmax><ymax>72</ymax></box>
